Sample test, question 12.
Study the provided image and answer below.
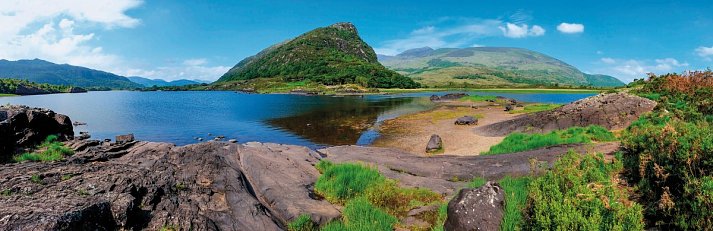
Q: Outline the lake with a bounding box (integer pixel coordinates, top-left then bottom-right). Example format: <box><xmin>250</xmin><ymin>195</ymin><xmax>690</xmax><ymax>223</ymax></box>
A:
<box><xmin>0</xmin><ymin>91</ymin><xmax>596</xmax><ymax>148</ymax></box>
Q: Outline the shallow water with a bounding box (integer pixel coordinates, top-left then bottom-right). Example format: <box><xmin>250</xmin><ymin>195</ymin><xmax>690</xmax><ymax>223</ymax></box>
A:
<box><xmin>0</xmin><ymin>90</ymin><xmax>595</xmax><ymax>148</ymax></box>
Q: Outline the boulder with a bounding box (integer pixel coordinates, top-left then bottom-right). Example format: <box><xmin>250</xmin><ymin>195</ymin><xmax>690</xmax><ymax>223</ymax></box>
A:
<box><xmin>504</xmin><ymin>104</ymin><xmax>514</xmax><ymax>111</ymax></box>
<box><xmin>455</xmin><ymin>116</ymin><xmax>478</xmax><ymax>125</ymax></box>
<box><xmin>426</xmin><ymin>134</ymin><xmax>443</xmax><ymax>153</ymax></box>
<box><xmin>0</xmin><ymin>105</ymin><xmax>74</xmax><ymax>161</ymax></box>
<box><xmin>115</xmin><ymin>134</ymin><xmax>134</xmax><ymax>144</ymax></box>
<box><xmin>445</xmin><ymin>181</ymin><xmax>505</xmax><ymax>231</ymax></box>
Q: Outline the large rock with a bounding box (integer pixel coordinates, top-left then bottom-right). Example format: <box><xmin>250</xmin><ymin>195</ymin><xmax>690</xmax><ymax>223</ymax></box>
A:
<box><xmin>14</xmin><ymin>85</ymin><xmax>50</xmax><ymax>95</ymax></box>
<box><xmin>0</xmin><ymin>105</ymin><xmax>74</xmax><ymax>161</ymax></box>
<box><xmin>476</xmin><ymin>93</ymin><xmax>657</xmax><ymax>136</ymax></box>
<box><xmin>455</xmin><ymin>116</ymin><xmax>478</xmax><ymax>125</ymax></box>
<box><xmin>426</xmin><ymin>134</ymin><xmax>443</xmax><ymax>152</ymax></box>
<box><xmin>0</xmin><ymin>140</ymin><xmax>340</xmax><ymax>230</ymax></box>
<box><xmin>445</xmin><ymin>182</ymin><xmax>505</xmax><ymax>231</ymax></box>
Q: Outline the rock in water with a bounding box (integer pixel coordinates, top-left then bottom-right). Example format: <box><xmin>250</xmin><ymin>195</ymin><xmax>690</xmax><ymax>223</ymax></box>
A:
<box><xmin>455</xmin><ymin>116</ymin><xmax>478</xmax><ymax>125</ymax></box>
<box><xmin>115</xmin><ymin>134</ymin><xmax>134</xmax><ymax>144</ymax></box>
<box><xmin>430</xmin><ymin>93</ymin><xmax>468</xmax><ymax>102</ymax></box>
<box><xmin>445</xmin><ymin>181</ymin><xmax>505</xmax><ymax>231</ymax></box>
<box><xmin>426</xmin><ymin>134</ymin><xmax>443</xmax><ymax>153</ymax></box>
<box><xmin>0</xmin><ymin>105</ymin><xmax>73</xmax><ymax>161</ymax></box>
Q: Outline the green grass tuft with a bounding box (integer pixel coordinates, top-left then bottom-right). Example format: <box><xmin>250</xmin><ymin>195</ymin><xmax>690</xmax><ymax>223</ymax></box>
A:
<box><xmin>498</xmin><ymin>177</ymin><xmax>531</xmax><ymax>231</ymax></box>
<box><xmin>321</xmin><ymin>197</ymin><xmax>398</xmax><ymax>231</ymax></box>
<box><xmin>314</xmin><ymin>160</ymin><xmax>385</xmax><ymax>203</ymax></box>
<box><xmin>460</xmin><ymin>95</ymin><xmax>498</xmax><ymax>102</ymax></box>
<box><xmin>288</xmin><ymin>214</ymin><xmax>316</xmax><ymax>231</ymax></box>
<box><xmin>482</xmin><ymin>125</ymin><xmax>616</xmax><ymax>155</ymax></box>
<box><xmin>469</xmin><ymin>177</ymin><xmax>486</xmax><ymax>188</ymax></box>
<box><xmin>13</xmin><ymin>135</ymin><xmax>73</xmax><ymax>162</ymax></box>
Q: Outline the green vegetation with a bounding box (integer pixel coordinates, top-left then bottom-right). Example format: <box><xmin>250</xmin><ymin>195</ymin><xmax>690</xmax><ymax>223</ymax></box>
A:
<box><xmin>459</xmin><ymin>95</ymin><xmax>497</xmax><ymax>102</ymax></box>
<box><xmin>1</xmin><ymin>78</ymin><xmax>82</xmax><ymax>95</ymax></box>
<box><xmin>468</xmin><ymin>177</ymin><xmax>486</xmax><ymax>188</ymax></box>
<box><xmin>379</xmin><ymin>88</ymin><xmax>602</xmax><ymax>94</ymax></box>
<box><xmin>0</xmin><ymin>59</ymin><xmax>142</xmax><ymax>89</ymax></box>
<box><xmin>482</xmin><ymin>125</ymin><xmax>617</xmax><ymax>155</ymax></box>
<box><xmin>288</xmin><ymin>214</ymin><xmax>316</xmax><ymax>231</ymax></box>
<box><xmin>314</xmin><ymin>160</ymin><xmax>442</xmax><ymax>230</ymax></box>
<box><xmin>381</xmin><ymin>47</ymin><xmax>624</xmax><ymax>88</ymax></box>
<box><xmin>499</xmin><ymin>177</ymin><xmax>530</xmax><ymax>231</ymax></box>
<box><xmin>30</xmin><ymin>174</ymin><xmax>43</xmax><ymax>184</ymax></box>
<box><xmin>508</xmin><ymin>103</ymin><xmax>561</xmax><ymax>114</ymax></box>
<box><xmin>217</xmin><ymin>23</ymin><xmax>419</xmax><ymax>90</ymax></box>
<box><xmin>13</xmin><ymin>135</ymin><xmax>74</xmax><ymax>162</ymax></box>
<box><xmin>526</xmin><ymin>151</ymin><xmax>644</xmax><ymax>230</ymax></box>
<box><xmin>621</xmin><ymin>70</ymin><xmax>713</xmax><ymax>230</ymax></box>
<box><xmin>1</xmin><ymin>189</ymin><xmax>13</xmax><ymax>196</ymax></box>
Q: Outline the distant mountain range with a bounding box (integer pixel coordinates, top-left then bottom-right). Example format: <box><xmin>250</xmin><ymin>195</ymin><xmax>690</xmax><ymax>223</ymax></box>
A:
<box><xmin>127</xmin><ymin>77</ymin><xmax>207</xmax><ymax>87</ymax></box>
<box><xmin>0</xmin><ymin>59</ymin><xmax>142</xmax><ymax>89</ymax></box>
<box><xmin>379</xmin><ymin>47</ymin><xmax>624</xmax><ymax>87</ymax></box>
<box><xmin>216</xmin><ymin>22</ymin><xmax>419</xmax><ymax>89</ymax></box>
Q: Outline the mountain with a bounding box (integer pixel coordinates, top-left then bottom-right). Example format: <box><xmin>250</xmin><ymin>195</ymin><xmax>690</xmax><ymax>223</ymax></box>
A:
<box><xmin>0</xmin><ymin>59</ymin><xmax>142</xmax><ymax>89</ymax></box>
<box><xmin>216</xmin><ymin>22</ymin><xmax>418</xmax><ymax>89</ymax></box>
<box><xmin>127</xmin><ymin>77</ymin><xmax>206</xmax><ymax>87</ymax></box>
<box><xmin>380</xmin><ymin>47</ymin><xmax>625</xmax><ymax>87</ymax></box>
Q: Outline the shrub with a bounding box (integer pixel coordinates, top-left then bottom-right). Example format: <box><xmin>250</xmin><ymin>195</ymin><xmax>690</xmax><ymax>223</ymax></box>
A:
<box><xmin>321</xmin><ymin>198</ymin><xmax>398</xmax><ymax>231</ymax></box>
<box><xmin>482</xmin><ymin>125</ymin><xmax>616</xmax><ymax>155</ymax></box>
<box><xmin>525</xmin><ymin>151</ymin><xmax>644</xmax><ymax>230</ymax></box>
<box><xmin>621</xmin><ymin>114</ymin><xmax>713</xmax><ymax>229</ymax></box>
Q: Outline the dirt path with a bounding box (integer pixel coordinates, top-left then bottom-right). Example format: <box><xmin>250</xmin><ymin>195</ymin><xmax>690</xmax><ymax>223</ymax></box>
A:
<box><xmin>372</xmin><ymin>101</ymin><xmax>519</xmax><ymax>155</ymax></box>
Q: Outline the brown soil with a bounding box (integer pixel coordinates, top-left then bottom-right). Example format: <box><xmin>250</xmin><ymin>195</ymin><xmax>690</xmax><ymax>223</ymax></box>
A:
<box><xmin>372</xmin><ymin>101</ymin><xmax>519</xmax><ymax>155</ymax></box>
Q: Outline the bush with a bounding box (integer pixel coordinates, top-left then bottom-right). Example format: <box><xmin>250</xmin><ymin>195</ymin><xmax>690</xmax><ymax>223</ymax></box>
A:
<box><xmin>622</xmin><ymin>114</ymin><xmax>713</xmax><ymax>229</ymax></box>
<box><xmin>482</xmin><ymin>125</ymin><xmax>616</xmax><ymax>155</ymax></box>
<box><xmin>525</xmin><ymin>151</ymin><xmax>644</xmax><ymax>230</ymax></box>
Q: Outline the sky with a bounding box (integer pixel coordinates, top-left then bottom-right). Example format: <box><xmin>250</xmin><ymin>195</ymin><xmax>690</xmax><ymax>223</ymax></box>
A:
<box><xmin>1</xmin><ymin>0</ymin><xmax>712</xmax><ymax>82</ymax></box>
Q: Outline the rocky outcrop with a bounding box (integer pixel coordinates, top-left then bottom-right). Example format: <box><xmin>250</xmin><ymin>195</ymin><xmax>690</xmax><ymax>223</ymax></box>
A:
<box><xmin>430</xmin><ymin>93</ymin><xmax>468</xmax><ymax>102</ymax></box>
<box><xmin>318</xmin><ymin>142</ymin><xmax>619</xmax><ymax>196</ymax></box>
<box><xmin>426</xmin><ymin>134</ymin><xmax>443</xmax><ymax>153</ymax></box>
<box><xmin>67</xmin><ymin>87</ymin><xmax>87</xmax><ymax>93</ymax></box>
<box><xmin>444</xmin><ymin>182</ymin><xmax>505</xmax><ymax>231</ymax></box>
<box><xmin>0</xmin><ymin>140</ymin><xmax>340</xmax><ymax>230</ymax></box>
<box><xmin>0</xmin><ymin>105</ymin><xmax>73</xmax><ymax>161</ymax></box>
<box><xmin>476</xmin><ymin>93</ymin><xmax>657</xmax><ymax>136</ymax></box>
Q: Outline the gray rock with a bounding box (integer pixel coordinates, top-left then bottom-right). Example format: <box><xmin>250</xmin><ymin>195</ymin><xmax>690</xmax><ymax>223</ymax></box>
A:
<box><xmin>455</xmin><ymin>116</ymin><xmax>478</xmax><ymax>125</ymax></box>
<box><xmin>228</xmin><ymin>139</ymin><xmax>238</xmax><ymax>143</ymax></box>
<box><xmin>0</xmin><ymin>105</ymin><xmax>74</xmax><ymax>161</ymax></box>
<box><xmin>445</xmin><ymin>181</ymin><xmax>505</xmax><ymax>231</ymax></box>
<box><xmin>426</xmin><ymin>134</ymin><xmax>442</xmax><ymax>153</ymax></box>
<box><xmin>504</xmin><ymin>104</ymin><xmax>514</xmax><ymax>111</ymax></box>
<box><xmin>430</xmin><ymin>93</ymin><xmax>468</xmax><ymax>102</ymax></box>
<box><xmin>115</xmin><ymin>134</ymin><xmax>134</xmax><ymax>144</ymax></box>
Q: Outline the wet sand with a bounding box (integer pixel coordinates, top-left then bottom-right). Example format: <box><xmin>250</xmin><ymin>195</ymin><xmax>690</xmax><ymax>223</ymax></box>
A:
<box><xmin>372</xmin><ymin>101</ymin><xmax>520</xmax><ymax>156</ymax></box>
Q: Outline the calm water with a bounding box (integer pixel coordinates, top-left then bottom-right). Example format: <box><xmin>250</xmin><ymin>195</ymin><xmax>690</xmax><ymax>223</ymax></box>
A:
<box><xmin>0</xmin><ymin>90</ymin><xmax>595</xmax><ymax>148</ymax></box>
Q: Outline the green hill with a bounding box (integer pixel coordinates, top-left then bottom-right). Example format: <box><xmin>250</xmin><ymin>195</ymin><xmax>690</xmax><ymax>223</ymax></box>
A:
<box><xmin>0</xmin><ymin>59</ymin><xmax>142</xmax><ymax>90</ymax></box>
<box><xmin>216</xmin><ymin>22</ymin><xmax>418</xmax><ymax>90</ymax></box>
<box><xmin>379</xmin><ymin>47</ymin><xmax>624</xmax><ymax>87</ymax></box>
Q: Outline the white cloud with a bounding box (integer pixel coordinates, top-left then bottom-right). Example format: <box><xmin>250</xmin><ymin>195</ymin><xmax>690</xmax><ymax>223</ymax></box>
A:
<box><xmin>121</xmin><ymin>59</ymin><xmax>230</xmax><ymax>81</ymax></box>
<box><xmin>374</xmin><ymin>19</ymin><xmax>544</xmax><ymax>55</ymax></box>
<box><xmin>557</xmin><ymin>23</ymin><xmax>584</xmax><ymax>34</ymax></box>
<box><xmin>499</xmin><ymin>23</ymin><xmax>545</xmax><ymax>38</ymax></box>
<box><xmin>696</xmin><ymin>46</ymin><xmax>713</xmax><ymax>60</ymax></box>
<box><xmin>601</xmin><ymin>57</ymin><xmax>616</xmax><ymax>64</ymax></box>
<box><xmin>594</xmin><ymin>57</ymin><xmax>689</xmax><ymax>82</ymax></box>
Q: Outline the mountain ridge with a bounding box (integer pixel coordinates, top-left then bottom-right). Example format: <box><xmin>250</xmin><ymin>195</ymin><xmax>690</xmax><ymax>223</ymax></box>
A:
<box><xmin>379</xmin><ymin>47</ymin><xmax>624</xmax><ymax>87</ymax></box>
<box><xmin>127</xmin><ymin>76</ymin><xmax>207</xmax><ymax>87</ymax></box>
<box><xmin>0</xmin><ymin>59</ymin><xmax>142</xmax><ymax>89</ymax></box>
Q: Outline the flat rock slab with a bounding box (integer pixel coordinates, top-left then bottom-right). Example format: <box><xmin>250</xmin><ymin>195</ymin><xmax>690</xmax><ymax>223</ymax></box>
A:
<box><xmin>476</xmin><ymin>93</ymin><xmax>656</xmax><ymax>136</ymax></box>
<box><xmin>0</xmin><ymin>140</ymin><xmax>339</xmax><ymax>230</ymax></box>
<box><xmin>318</xmin><ymin>142</ymin><xmax>619</xmax><ymax>196</ymax></box>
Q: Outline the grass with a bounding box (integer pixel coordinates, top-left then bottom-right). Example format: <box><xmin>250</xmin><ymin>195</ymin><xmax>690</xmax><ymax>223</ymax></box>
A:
<box><xmin>482</xmin><ymin>125</ymin><xmax>616</xmax><ymax>155</ymax></box>
<box><xmin>469</xmin><ymin>177</ymin><xmax>486</xmax><ymax>188</ymax></box>
<box><xmin>30</xmin><ymin>174</ymin><xmax>43</xmax><ymax>184</ymax></box>
<box><xmin>313</xmin><ymin>160</ymin><xmax>443</xmax><ymax>230</ymax></box>
<box><xmin>379</xmin><ymin>88</ymin><xmax>602</xmax><ymax>94</ymax></box>
<box><xmin>400</xmin><ymin>106</ymin><xmax>482</xmax><ymax>123</ymax></box>
<box><xmin>288</xmin><ymin>214</ymin><xmax>316</xmax><ymax>231</ymax></box>
<box><xmin>498</xmin><ymin>177</ymin><xmax>531</xmax><ymax>231</ymax></box>
<box><xmin>459</xmin><ymin>95</ymin><xmax>498</xmax><ymax>102</ymax></box>
<box><xmin>0</xmin><ymin>93</ymin><xmax>17</xmax><ymax>97</ymax></box>
<box><xmin>13</xmin><ymin>135</ymin><xmax>74</xmax><ymax>162</ymax></box>
<box><xmin>508</xmin><ymin>103</ymin><xmax>561</xmax><ymax>114</ymax></box>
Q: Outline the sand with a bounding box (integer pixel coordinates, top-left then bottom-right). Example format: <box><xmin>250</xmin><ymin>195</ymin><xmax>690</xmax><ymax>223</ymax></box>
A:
<box><xmin>372</xmin><ymin>101</ymin><xmax>520</xmax><ymax>156</ymax></box>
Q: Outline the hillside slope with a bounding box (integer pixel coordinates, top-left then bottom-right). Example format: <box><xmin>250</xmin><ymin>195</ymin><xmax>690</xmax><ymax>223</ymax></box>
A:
<box><xmin>0</xmin><ymin>59</ymin><xmax>142</xmax><ymax>89</ymax></box>
<box><xmin>380</xmin><ymin>47</ymin><xmax>624</xmax><ymax>87</ymax></box>
<box><xmin>216</xmin><ymin>22</ymin><xmax>418</xmax><ymax>89</ymax></box>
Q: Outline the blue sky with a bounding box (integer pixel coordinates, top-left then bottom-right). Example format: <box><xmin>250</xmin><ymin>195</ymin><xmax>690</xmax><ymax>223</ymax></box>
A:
<box><xmin>1</xmin><ymin>0</ymin><xmax>712</xmax><ymax>82</ymax></box>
